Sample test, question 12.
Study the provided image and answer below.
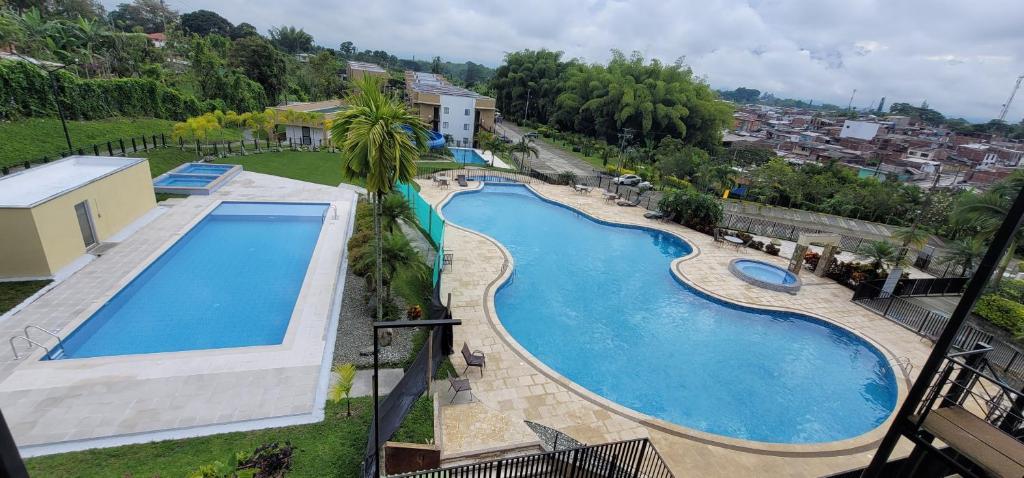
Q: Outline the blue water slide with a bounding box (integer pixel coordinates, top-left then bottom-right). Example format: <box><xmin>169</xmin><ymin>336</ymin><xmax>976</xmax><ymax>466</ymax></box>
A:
<box><xmin>401</xmin><ymin>125</ymin><xmax>446</xmax><ymax>149</ymax></box>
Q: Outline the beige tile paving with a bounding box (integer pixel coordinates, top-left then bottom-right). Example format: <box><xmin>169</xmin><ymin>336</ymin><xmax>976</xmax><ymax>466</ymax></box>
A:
<box><xmin>0</xmin><ymin>172</ymin><xmax>356</xmax><ymax>453</ymax></box>
<box><xmin>421</xmin><ymin>177</ymin><xmax>925</xmax><ymax>476</ymax></box>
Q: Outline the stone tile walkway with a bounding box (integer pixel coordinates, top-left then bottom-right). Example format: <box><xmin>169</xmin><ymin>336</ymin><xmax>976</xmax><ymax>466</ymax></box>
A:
<box><xmin>418</xmin><ymin>179</ymin><xmax>927</xmax><ymax>476</ymax></box>
<box><xmin>0</xmin><ymin>172</ymin><xmax>356</xmax><ymax>455</ymax></box>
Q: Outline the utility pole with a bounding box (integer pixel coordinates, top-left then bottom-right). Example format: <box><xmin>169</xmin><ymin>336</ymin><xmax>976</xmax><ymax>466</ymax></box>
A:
<box><xmin>523</xmin><ymin>89</ymin><xmax>531</xmax><ymax>123</ymax></box>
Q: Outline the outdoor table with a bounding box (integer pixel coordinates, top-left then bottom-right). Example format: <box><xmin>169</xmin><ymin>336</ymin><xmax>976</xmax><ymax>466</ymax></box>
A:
<box><xmin>724</xmin><ymin>235</ymin><xmax>744</xmax><ymax>250</ymax></box>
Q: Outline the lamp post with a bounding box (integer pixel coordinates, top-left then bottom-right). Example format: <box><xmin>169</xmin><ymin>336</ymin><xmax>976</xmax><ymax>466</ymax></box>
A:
<box><xmin>614</xmin><ymin>128</ymin><xmax>634</xmax><ymax>194</ymax></box>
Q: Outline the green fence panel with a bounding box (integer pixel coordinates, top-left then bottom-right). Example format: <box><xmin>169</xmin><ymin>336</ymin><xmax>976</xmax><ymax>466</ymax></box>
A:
<box><xmin>396</xmin><ymin>182</ymin><xmax>446</xmax><ymax>286</ymax></box>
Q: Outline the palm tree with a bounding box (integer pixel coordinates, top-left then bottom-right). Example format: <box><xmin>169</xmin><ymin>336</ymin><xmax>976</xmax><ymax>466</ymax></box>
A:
<box><xmin>950</xmin><ymin>171</ymin><xmax>1024</xmax><ymax>287</ymax></box>
<box><xmin>330</xmin><ymin>75</ymin><xmax>428</xmax><ymax>323</ymax></box>
<box><xmin>477</xmin><ymin>131</ymin><xmax>507</xmax><ymax>166</ymax></box>
<box><xmin>510</xmin><ymin>137</ymin><xmax>539</xmax><ymax>172</ymax></box>
<box><xmin>937</xmin><ymin>236</ymin><xmax>987</xmax><ymax>276</ymax></box>
<box><xmin>696</xmin><ymin>163</ymin><xmax>736</xmax><ymax>193</ymax></box>
<box><xmin>329</xmin><ymin>363</ymin><xmax>357</xmax><ymax>416</ymax></box>
<box><xmin>856</xmin><ymin>240</ymin><xmax>904</xmax><ymax>275</ymax></box>
<box><xmin>356</xmin><ymin>231</ymin><xmax>429</xmax><ymax>305</ymax></box>
<box><xmin>379</xmin><ymin>193</ymin><xmax>415</xmax><ymax>233</ymax></box>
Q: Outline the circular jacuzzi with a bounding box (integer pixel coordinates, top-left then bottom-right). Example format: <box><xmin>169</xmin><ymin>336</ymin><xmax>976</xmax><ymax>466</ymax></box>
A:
<box><xmin>729</xmin><ymin>259</ymin><xmax>802</xmax><ymax>294</ymax></box>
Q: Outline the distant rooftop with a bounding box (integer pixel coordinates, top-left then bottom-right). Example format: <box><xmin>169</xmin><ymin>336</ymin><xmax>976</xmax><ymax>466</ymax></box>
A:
<box><xmin>0</xmin><ymin>156</ymin><xmax>145</xmax><ymax>208</ymax></box>
<box><xmin>406</xmin><ymin>71</ymin><xmax>491</xmax><ymax>99</ymax></box>
<box><xmin>347</xmin><ymin>61</ymin><xmax>386</xmax><ymax>73</ymax></box>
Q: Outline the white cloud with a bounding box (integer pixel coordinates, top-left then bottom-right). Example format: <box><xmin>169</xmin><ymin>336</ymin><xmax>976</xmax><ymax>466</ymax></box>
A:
<box><xmin>105</xmin><ymin>0</ymin><xmax>1024</xmax><ymax>121</ymax></box>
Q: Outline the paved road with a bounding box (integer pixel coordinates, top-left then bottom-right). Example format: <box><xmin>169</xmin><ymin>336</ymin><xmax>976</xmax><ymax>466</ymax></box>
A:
<box><xmin>495</xmin><ymin>123</ymin><xmax>598</xmax><ymax>176</ymax></box>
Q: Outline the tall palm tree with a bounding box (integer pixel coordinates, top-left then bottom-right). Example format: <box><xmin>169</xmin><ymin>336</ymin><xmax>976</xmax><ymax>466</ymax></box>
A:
<box><xmin>330</xmin><ymin>75</ymin><xmax>428</xmax><ymax>322</ymax></box>
<box><xmin>696</xmin><ymin>163</ymin><xmax>736</xmax><ymax>193</ymax></box>
<box><xmin>951</xmin><ymin>171</ymin><xmax>1024</xmax><ymax>287</ymax></box>
<box><xmin>510</xmin><ymin>137</ymin><xmax>539</xmax><ymax>172</ymax></box>
<box><xmin>937</xmin><ymin>236</ymin><xmax>987</xmax><ymax>276</ymax></box>
<box><xmin>477</xmin><ymin>131</ymin><xmax>507</xmax><ymax>166</ymax></box>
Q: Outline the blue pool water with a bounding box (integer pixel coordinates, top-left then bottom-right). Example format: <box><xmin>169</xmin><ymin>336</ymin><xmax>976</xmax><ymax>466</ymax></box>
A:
<box><xmin>48</xmin><ymin>202</ymin><xmax>328</xmax><ymax>359</ymax></box>
<box><xmin>734</xmin><ymin>259</ymin><xmax>798</xmax><ymax>285</ymax></box>
<box><xmin>451</xmin><ymin>148</ymin><xmax>488</xmax><ymax>165</ymax></box>
<box><xmin>442</xmin><ymin>184</ymin><xmax>898</xmax><ymax>444</ymax></box>
<box><xmin>154</xmin><ymin>173</ymin><xmax>218</xmax><ymax>187</ymax></box>
<box><xmin>177</xmin><ymin>163</ymin><xmax>234</xmax><ymax>175</ymax></box>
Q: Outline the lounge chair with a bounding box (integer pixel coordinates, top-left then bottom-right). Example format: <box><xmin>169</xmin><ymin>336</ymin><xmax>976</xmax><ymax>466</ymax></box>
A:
<box><xmin>457</xmin><ymin>174</ymin><xmax>468</xmax><ymax>187</ymax></box>
<box><xmin>461</xmin><ymin>343</ymin><xmax>485</xmax><ymax>376</ymax></box>
<box><xmin>448</xmin><ymin>376</ymin><xmax>473</xmax><ymax>403</ymax></box>
<box><xmin>616</xmin><ymin>196</ymin><xmax>642</xmax><ymax>207</ymax></box>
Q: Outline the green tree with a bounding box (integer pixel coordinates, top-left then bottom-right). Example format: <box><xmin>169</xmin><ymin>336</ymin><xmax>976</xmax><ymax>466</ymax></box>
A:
<box><xmin>268</xmin><ymin>25</ymin><xmax>312</xmax><ymax>54</ymax></box>
<box><xmin>229</xmin><ymin>35</ymin><xmax>286</xmax><ymax>104</ymax></box>
<box><xmin>328</xmin><ymin>363</ymin><xmax>357</xmax><ymax>416</ymax></box>
<box><xmin>937</xmin><ymin>236</ymin><xmax>987</xmax><ymax>275</ymax></box>
<box><xmin>856</xmin><ymin>241</ymin><xmax>904</xmax><ymax>274</ymax></box>
<box><xmin>107</xmin><ymin>0</ymin><xmax>178</xmax><ymax>33</ymax></box>
<box><xmin>180</xmin><ymin>9</ymin><xmax>233</xmax><ymax>37</ymax></box>
<box><xmin>355</xmin><ymin>231</ymin><xmax>428</xmax><ymax>306</ymax></box>
<box><xmin>307</xmin><ymin>51</ymin><xmax>343</xmax><ymax>99</ymax></box>
<box><xmin>510</xmin><ymin>137</ymin><xmax>539</xmax><ymax>172</ymax></box>
<box><xmin>950</xmin><ymin>171</ymin><xmax>1024</xmax><ymax>287</ymax></box>
<box><xmin>330</xmin><ymin>75</ymin><xmax>428</xmax><ymax>323</ymax></box>
<box><xmin>430</xmin><ymin>56</ymin><xmax>444</xmax><ymax>74</ymax></box>
<box><xmin>230</xmin><ymin>22</ymin><xmax>258</xmax><ymax>39</ymax></box>
<box><xmin>379</xmin><ymin>193</ymin><xmax>415</xmax><ymax>233</ymax></box>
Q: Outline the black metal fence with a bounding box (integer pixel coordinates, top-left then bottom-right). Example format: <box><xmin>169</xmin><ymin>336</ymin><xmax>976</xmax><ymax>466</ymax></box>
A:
<box><xmin>852</xmin><ymin>277</ymin><xmax>969</xmax><ymax>300</ymax></box>
<box><xmin>719</xmin><ymin>213</ymin><xmax>872</xmax><ymax>252</ymax></box>
<box><xmin>389</xmin><ymin>438</ymin><xmax>674</xmax><ymax>478</ymax></box>
<box><xmin>853</xmin><ymin>283</ymin><xmax>1024</xmax><ymax>380</ymax></box>
<box><xmin>1</xmin><ymin>132</ymin><xmax>338</xmax><ymax>177</ymax></box>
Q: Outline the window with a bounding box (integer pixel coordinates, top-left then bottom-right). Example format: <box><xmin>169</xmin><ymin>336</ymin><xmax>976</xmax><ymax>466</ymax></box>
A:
<box><xmin>463</xmin><ymin>124</ymin><xmax>469</xmax><ymax>130</ymax></box>
<box><xmin>465</xmin><ymin>109</ymin><xmax>470</xmax><ymax>116</ymax></box>
<box><xmin>442</xmin><ymin>121</ymin><xmax>449</xmax><ymax>129</ymax></box>
<box><xmin>443</xmin><ymin>107</ymin><xmax>449</xmax><ymax>114</ymax></box>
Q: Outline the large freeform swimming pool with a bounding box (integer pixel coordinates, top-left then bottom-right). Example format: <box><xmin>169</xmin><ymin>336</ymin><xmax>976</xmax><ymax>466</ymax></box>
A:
<box><xmin>48</xmin><ymin>202</ymin><xmax>328</xmax><ymax>360</ymax></box>
<box><xmin>442</xmin><ymin>183</ymin><xmax>898</xmax><ymax>444</ymax></box>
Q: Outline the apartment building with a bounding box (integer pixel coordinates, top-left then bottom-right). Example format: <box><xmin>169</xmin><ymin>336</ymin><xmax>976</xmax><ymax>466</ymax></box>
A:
<box><xmin>404</xmin><ymin>71</ymin><xmax>495</xmax><ymax>147</ymax></box>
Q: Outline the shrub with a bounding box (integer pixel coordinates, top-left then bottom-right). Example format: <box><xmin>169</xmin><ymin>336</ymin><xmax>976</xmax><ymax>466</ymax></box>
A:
<box><xmin>662</xmin><ymin>176</ymin><xmax>692</xmax><ymax>190</ymax></box>
<box><xmin>996</xmin><ymin>279</ymin><xmax>1024</xmax><ymax>303</ymax></box>
<box><xmin>606</xmin><ymin>165</ymin><xmax>636</xmax><ymax>176</ymax></box>
<box><xmin>557</xmin><ymin>170</ymin><xmax>578</xmax><ymax>185</ymax></box>
<box><xmin>748</xmin><ymin>240</ymin><xmax>764</xmax><ymax>251</ymax></box>
<box><xmin>804</xmin><ymin>251</ymin><xmax>821</xmax><ymax>270</ymax></box>
<box><xmin>764</xmin><ymin>243</ymin><xmax>780</xmax><ymax>256</ymax></box>
<box><xmin>657</xmin><ymin>189</ymin><xmax>723</xmax><ymax>234</ymax></box>
<box><xmin>736</xmin><ymin>232</ymin><xmax>753</xmax><ymax>243</ymax></box>
<box><xmin>974</xmin><ymin>295</ymin><xmax>1024</xmax><ymax>339</ymax></box>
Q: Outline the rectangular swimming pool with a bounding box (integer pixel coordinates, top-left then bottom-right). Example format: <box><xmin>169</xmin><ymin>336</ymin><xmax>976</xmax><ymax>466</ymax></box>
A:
<box><xmin>451</xmin><ymin>148</ymin><xmax>489</xmax><ymax>165</ymax></box>
<box><xmin>152</xmin><ymin>162</ymin><xmax>242</xmax><ymax>195</ymax></box>
<box><xmin>47</xmin><ymin>202</ymin><xmax>329</xmax><ymax>360</ymax></box>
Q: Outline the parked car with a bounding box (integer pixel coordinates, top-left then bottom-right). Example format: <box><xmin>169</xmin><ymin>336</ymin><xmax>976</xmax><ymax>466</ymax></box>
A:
<box><xmin>524</xmin><ymin>131</ymin><xmax>539</xmax><ymax>139</ymax></box>
<box><xmin>612</xmin><ymin>174</ymin><xmax>643</xmax><ymax>186</ymax></box>
<box><xmin>637</xmin><ymin>181</ymin><xmax>653</xmax><ymax>190</ymax></box>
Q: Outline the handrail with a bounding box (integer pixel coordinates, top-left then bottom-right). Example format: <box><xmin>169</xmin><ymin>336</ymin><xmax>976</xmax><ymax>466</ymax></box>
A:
<box><xmin>23</xmin><ymin>325</ymin><xmax>65</xmax><ymax>355</ymax></box>
<box><xmin>9</xmin><ymin>335</ymin><xmax>50</xmax><ymax>360</ymax></box>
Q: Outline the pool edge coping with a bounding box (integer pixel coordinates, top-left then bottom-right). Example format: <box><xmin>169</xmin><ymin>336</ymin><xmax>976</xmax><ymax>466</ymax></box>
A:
<box><xmin>433</xmin><ymin>179</ymin><xmax>911</xmax><ymax>458</ymax></box>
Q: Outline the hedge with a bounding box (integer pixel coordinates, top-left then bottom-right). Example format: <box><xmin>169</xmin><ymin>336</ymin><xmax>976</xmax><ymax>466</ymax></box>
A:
<box><xmin>974</xmin><ymin>294</ymin><xmax>1024</xmax><ymax>339</ymax></box>
<box><xmin>0</xmin><ymin>60</ymin><xmax>263</xmax><ymax>121</ymax></box>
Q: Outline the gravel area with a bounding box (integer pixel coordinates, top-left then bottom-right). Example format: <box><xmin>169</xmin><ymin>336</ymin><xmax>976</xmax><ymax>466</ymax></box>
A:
<box><xmin>333</xmin><ymin>268</ymin><xmax>418</xmax><ymax>368</ymax></box>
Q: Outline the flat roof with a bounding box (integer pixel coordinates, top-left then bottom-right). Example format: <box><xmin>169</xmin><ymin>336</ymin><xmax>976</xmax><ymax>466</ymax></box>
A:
<box><xmin>347</xmin><ymin>61</ymin><xmax>386</xmax><ymax>73</ymax></box>
<box><xmin>0</xmin><ymin>156</ymin><xmax>146</xmax><ymax>208</ymax></box>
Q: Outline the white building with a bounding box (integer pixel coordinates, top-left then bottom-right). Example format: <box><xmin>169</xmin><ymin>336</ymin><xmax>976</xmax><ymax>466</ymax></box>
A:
<box><xmin>272</xmin><ymin>99</ymin><xmax>345</xmax><ymax>147</ymax></box>
<box><xmin>839</xmin><ymin>120</ymin><xmax>885</xmax><ymax>141</ymax></box>
<box><xmin>405</xmin><ymin>72</ymin><xmax>497</xmax><ymax>148</ymax></box>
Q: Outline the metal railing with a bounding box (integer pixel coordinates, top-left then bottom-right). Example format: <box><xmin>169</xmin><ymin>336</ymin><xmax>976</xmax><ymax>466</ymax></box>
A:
<box><xmin>853</xmin><ymin>283</ymin><xmax>1024</xmax><ymax>382</ymax></box>
<box><xmin>852</xmin><ymin>277</ymin><xmax>969</xmax><ymax>300</ymax></box>
<box><xmin>389</xmin><ymin>438</ymin><xmax>673</xmax><ymax>478</ymax></box>
<box><xmin>718</xmin><ymin>213</ymin><xmax>874</xmax><ymax>252</ymax></box>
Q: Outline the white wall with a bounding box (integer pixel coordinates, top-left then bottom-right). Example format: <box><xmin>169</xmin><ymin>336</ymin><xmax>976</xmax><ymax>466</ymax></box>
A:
<box><xmin>439</xmin><ymin>95</ymin><xmax>476</xmax><ymax>147</ymax></box>
<box><xmin>839</xmin><ymin>120</ymin><xmax>882</xmax><ymax>140</ymax></box>
<box><xmin>285</xmin><ymin>125</ymin><xmax>328</xmax><ymax>147</ymax></box>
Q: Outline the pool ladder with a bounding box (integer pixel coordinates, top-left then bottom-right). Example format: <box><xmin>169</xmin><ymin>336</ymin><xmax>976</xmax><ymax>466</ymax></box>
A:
<box><xmin>9</xmin><ymin>325</ymin><xmax>65</xmax><ymax>360</ymax></box>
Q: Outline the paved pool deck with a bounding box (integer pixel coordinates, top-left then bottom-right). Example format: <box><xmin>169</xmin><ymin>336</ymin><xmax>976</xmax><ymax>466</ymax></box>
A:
<box><xmin>418</xmin><ymin>178</ymin><xmax>931</xmax><ymax>477</ymax></box>
<box><xmin>0</xmin><ymin>171</ymin><xmax>357</xmax><ymax>456</ymax></box>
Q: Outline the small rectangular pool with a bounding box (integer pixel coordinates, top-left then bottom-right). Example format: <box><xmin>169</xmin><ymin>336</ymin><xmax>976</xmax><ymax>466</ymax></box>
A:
<box><xmin>47</xmin><ymin>202</ymin><xmax>329</xmax><ymax>360</ymax></box>
<box><xmin>153</xmin><ymin>162</ymin><xmax>242</xmax><ymax>195</ymax></box>
<box><xmin>451</xmin><ymin>148</ymin><xmax>489</xmax><ymax>165</ymax></box>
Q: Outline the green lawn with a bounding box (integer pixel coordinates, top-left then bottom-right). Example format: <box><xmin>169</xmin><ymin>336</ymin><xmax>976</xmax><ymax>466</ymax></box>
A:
<box><xmin>26</xmin><ymin>396</ymin><xmax>434</xmax><ymax>478</ymax></box>
<box><xmin>0</xmin><ymin>117</ymin><xmax>248</xmax><ymax>168</ymax></box>
<box><xmin>0</xmin><ymin>117</ymin><xmax>175</xmax><ymax>167</ymax></box>
<box><xmin>213</xmin><ymin>151</ymin><xmax>359</xmax><ymax>187</ymax></box>
<box><xmin>0</xmin><ymin>280</ymin><xmax>51</xmax><ymax>315</ymax></box>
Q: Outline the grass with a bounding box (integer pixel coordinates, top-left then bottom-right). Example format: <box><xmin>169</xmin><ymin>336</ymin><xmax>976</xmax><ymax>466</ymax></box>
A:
<box><xmin>0</xmin><ymin>116</ymin><xmax>248</xmax><ymax>168</ymax></box>
<box><xmin>26</xmin><ymin>396</ymin><xmax>434</xmax><ymax>478</ymax></box>
<box><xmin>0</xmin><ymin>280</ymin><xmax>51</xmax><ymax>315</ymax></box>
<box><xmin>536</xmin><ymin>136</ymin><xmax>607</xmax><ymax>170</ymax></box>
<box><xmin>214</xmin><ymin>151</ymin><xmax>361</xmax><ymax>187</ymax></box>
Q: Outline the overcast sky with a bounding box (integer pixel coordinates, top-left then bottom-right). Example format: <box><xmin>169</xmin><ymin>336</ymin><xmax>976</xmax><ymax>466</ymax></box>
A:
<box><xmin>105</xmin><ymin>0</ymin><xmax>1024</xmax><ymax>122</ymax></box>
